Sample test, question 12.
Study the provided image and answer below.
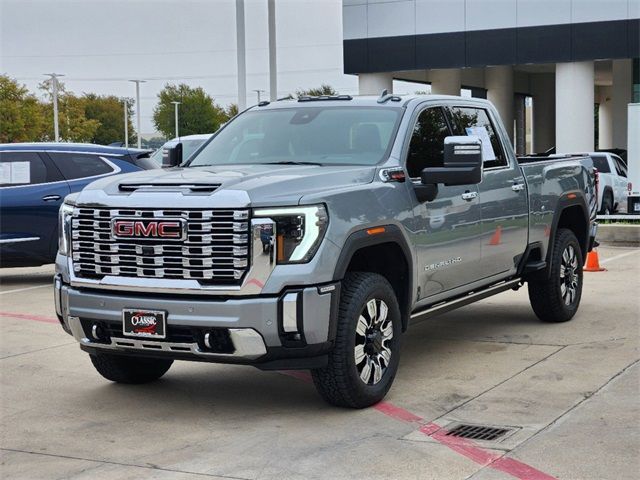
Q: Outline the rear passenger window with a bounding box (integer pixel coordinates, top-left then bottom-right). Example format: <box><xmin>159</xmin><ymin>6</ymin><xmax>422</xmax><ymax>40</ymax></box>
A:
<box><xmin>613</xmin><ymin>158</ymin><xmax>627</xmax><ymax>177</ymax></box>
<box><xmin>406</xmin><ymin>107</ymin><xmax>450</xmax><ymax>178</ymax></box>
<box><xmin>448</xmin><ymin>107</ymin><xmax>507</xmax><ymax>169</ymax></box>
<box><xmin>48</xmin><ymin>153</ymin><xmax>114</xmax><ymax>180</ymax></box>
<box><xmin>591</xmin><ymin>156</ymin><xmax>610</xmax><ymax>173</ymax></box>
<box><xmin>0</xmin><ymin>152</ymin><xmax>49</xmax><ymax>186</ymax></box>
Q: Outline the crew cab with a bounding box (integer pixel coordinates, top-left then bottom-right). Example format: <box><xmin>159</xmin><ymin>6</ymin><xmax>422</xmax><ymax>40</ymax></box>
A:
<box><xmin>54</xmin><ymin>94</ymin><xmax>597</xmax><ymax>408</ymax></box>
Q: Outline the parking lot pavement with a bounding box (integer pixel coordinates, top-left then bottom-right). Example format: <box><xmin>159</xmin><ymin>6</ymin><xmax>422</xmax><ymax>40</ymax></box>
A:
<box><xmin>1</xmin><ymin>245</ymin><xmax>638</xmax><ymax>480</ymax></box>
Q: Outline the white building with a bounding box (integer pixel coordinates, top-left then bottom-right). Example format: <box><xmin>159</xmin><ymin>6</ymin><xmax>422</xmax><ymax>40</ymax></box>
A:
<box><xmin>342</xmin><ymin>0</ymin><xmax>639</xmax><ymax>156</ymax></box>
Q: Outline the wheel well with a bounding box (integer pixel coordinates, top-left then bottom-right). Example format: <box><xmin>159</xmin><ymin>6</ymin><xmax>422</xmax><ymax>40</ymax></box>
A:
<box><xmin>346</xmin><ymin>242</ymin><xmax>411</xmax><ymax>331</ymax></box>
<box><xmin>556</xmin><ymin>205</ymin><xmax>588</xmax><ymax>257</ymax></box>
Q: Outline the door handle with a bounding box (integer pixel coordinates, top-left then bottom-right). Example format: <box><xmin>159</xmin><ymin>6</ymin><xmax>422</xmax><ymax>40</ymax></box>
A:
<box><xmin>42</xmin><ymin>195</ymin><xmax>61</xmax><ymax>202</ymax></box>
<box><xmin>461</xmin><ymin>191</ymin><xmax>478</xmax><ymax>201</ymax></box>
<box><xmin>511</xmin><ymin>183</ymin><xmax>525</xmax><ymax>192</ymax></box>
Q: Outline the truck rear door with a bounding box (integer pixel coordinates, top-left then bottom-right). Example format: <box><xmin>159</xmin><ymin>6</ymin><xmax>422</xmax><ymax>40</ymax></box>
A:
<box><xmin>447</xmin><ymin>106</ymin><xmax>528</xmax><ymax>279</ymax></box>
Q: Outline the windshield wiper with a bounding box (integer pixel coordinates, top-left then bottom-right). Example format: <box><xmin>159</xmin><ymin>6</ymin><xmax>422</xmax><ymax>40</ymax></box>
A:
<box><xmin>264</xmin><ymin>161</ymin><xmax>323</xmax><ymax>166</ymax></box>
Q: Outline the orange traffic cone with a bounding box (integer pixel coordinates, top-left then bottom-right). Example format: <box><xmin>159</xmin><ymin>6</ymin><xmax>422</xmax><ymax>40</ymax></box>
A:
<box><xmin>488</xmin><ymin>225</ymin><xmax>502</xmax><ymax>246</ymax></box>
<box><xmin>584</xmin><ymin>249</ymin><xmax>606</xmax><ymax>272</ymax></box>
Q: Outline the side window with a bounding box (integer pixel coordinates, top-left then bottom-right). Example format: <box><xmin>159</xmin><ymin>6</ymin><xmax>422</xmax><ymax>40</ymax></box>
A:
<box><xmin>613</xmin><ymin>158</ymin><xmax>627</xmax><ymax>178</ymax></box>
<box><xmin>48</xmin><ymin>153</ymin><xmax>114</xmax><ymax>180</ymax></box>
<box><xmin>406</xmin><ymin>107</ymin><xmax>450</xmax><ymax>178</ymax></box>
<box><xmin>448</xmin><ymin>107</ymin><xmax>507</xmax><ymax>169</ymax></box>
<box><xmin>591</xmin><ymin>155</ymin><xmax>610</xmax><ymax>173</ymax></box>
<box><xmin>0</xmin><ymin>152</ymin><xmax>49</xmax><ymax>187</ymax></box>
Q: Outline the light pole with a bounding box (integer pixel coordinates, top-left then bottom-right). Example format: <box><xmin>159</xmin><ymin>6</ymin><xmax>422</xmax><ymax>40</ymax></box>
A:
<box><xmin>253</xmin><ymin>89</ymin><xmax>266</xmax><ymax>103</ymax></box>
<box><xmin>129</xmin><ymin>79</ymin><xmax>146</xmax><ymax>148</ymax></box>
<box><xmin>123</xmin><ymin>99</ymin><xmax>129</xmax><ymax>148</ymax></box>
<box><xmin>268</xmin><ymin>0</ymin><xmax>277</xmax><ymax>102</ymax></box>
<box><xmin>171</xmin><ymin>101</ymin><xmax>181</xmax><ymax>138</ymax></box>
<box><xmin>236</xmin><ymin>0</ymin><xmax>247</xmax><ymax>110</ymax></box>
<box><xmin>44</xmin><ymin>73</ymin><xmax>64</xmax><ymax>142</ymax></box>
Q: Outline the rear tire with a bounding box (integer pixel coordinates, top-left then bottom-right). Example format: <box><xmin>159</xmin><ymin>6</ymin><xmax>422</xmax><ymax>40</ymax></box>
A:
<box><xmin>311</xmin><ymin>272</ymin><xmax>401</xmax><ymax>408</ymax></box>
<box><xmin>600</xmin><ymin>192</ymin><xmax>613</xmax><ymax>215</ymax></box>
<box><xmin>90</xmin><ymin>353</ymin><xmax>173</xmax><ymax>384</ymax></box>
<box><xmin>528</xmin><ymin>228</ymin><xmax>583</xmax><ymax>323</ymax></box>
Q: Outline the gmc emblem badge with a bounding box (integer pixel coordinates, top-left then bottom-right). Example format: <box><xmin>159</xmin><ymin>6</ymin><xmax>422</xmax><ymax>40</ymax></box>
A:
<box><xmin>111</xmin><ymin>218</ymin><xmax>186</xmax><ymax>241</ymax></box>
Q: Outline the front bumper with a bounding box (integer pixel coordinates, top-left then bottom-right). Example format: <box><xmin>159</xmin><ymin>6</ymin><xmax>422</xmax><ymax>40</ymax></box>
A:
<box><xmin>54</xmin><ymin>276</ymin><xmax>339</xmax><ymax>370</ymax></box>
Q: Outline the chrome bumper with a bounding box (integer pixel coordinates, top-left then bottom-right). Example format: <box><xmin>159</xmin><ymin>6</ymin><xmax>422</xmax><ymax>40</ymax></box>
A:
<box><xmin>70</xmin><ymin>317</ymin><xmax>267</xmax><ymax>360</ymax></box>
<box><xmin>55</xmin><ymin>276</ymin><xmax>337</xmax><ymax>362</ymax></box>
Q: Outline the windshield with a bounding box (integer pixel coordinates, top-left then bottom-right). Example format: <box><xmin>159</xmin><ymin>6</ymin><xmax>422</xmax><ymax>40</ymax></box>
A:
<box><xmin>188</xmin><ymin>106</ymin><xmax>402</xmax><ymax>167</ymax></box>
<box><xmin>150</xmin><ymin>138</ymin><xmax>210</xmax><ymax>164</ymax></box>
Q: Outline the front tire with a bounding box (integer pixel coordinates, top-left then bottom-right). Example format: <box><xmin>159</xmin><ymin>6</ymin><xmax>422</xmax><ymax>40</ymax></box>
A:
<box><xmin>528</xmin><ymin>228</ymin><xmax>583</xmax><ymax>323</ymax></box>
<box><xmin>312</xmin><ymin>272</ymin><xmax>402</xmax><ymax>408</ymax></box>
<box><xmin>90</xmin><ymin>353</ymin><xmax>173</xmax><ymax>384</ymax></box>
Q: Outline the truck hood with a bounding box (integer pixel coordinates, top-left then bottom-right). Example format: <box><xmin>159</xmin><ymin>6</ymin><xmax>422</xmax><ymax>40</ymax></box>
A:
<box><xmin>79</xmin><ymin>164</ymin><xmax>377</xmax><ymax>207</ymax></box>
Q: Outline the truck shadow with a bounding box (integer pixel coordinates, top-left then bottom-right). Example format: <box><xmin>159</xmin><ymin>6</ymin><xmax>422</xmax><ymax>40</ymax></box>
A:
<box><xmin>74</xmin><ymin>303</ymin><xmax>545</xmax><ymax>418</ymax></box>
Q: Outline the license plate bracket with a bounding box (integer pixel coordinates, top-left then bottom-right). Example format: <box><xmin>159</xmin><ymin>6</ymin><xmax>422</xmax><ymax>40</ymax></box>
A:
<box><xmin>122</xmin><ymin>309</ymin><xmax>166</xmax><ymax>339</ymax></box>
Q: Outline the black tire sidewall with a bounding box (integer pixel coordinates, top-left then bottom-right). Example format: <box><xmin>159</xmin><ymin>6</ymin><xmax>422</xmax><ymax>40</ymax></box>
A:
<box><xmin>340</xmin><ymin>274</ymin><xmax>402</xmax><ymax>404</ymax></box>
<box><xmin>551</xmin><ymin>230</ymin><xmax>583</xmax><ymax>316</ymax></box>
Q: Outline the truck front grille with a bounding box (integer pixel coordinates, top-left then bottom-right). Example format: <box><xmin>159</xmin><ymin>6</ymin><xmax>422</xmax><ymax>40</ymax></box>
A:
<box><xmin>71</xmin><ymin>208</ymin><xmax>250</xmax><ymax>285</ymax></box>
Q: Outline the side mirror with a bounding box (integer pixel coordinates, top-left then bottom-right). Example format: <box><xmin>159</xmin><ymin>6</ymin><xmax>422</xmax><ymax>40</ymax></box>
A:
<box><xmin>162</xmin><ymin>143</ymin><xmax>182</xmax><ymax>168</ymax></box>
<box><xmin>421</xmin><ymin>136</ymin><xmax>483</xmax><ymax>187</ymax></box>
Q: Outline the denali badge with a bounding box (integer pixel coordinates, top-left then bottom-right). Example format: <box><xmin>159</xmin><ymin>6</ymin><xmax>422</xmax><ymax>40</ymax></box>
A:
<box><xmin>425</xmin><ymin>257</ymin><xmax>462</xmax><ymax>271</ymax></box>
<box><xmin>111</xmin><ymin>218</ymin><xmax>186</xmax><ymax>241</ymax></box>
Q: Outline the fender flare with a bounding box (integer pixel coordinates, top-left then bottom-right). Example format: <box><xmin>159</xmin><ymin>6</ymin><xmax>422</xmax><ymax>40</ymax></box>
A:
<box><xmin>547</xmin><ymin>192</ymin><xmax>590</xmax><ymax>273</ymax></box>
<box><xmin>333</xmin><ymin>225</ymin><xmax>414</xmax><ymax>331</ymax></box>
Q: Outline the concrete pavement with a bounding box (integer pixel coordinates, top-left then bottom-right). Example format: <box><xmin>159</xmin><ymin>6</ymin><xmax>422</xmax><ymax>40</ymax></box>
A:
<box><xmin>1</xmin><ymin>245</ymin><xmax>638</xmax><ymax>479</ymax></box>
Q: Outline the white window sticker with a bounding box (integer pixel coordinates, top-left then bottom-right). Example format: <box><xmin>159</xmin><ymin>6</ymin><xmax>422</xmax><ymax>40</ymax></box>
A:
<box><xmin>0</xmin><ymin>161</ymin><xmax>31</xmax><ymax>184</ymax></box>
<box><xmin>0</xmin><ymin>163</ymin><xmax>11</xmax><ymax>184</ymax></box>
<box><xmin>465</xmin><ymin>126</ymin><xmax>496</xmax><ymax>161</ymax></box>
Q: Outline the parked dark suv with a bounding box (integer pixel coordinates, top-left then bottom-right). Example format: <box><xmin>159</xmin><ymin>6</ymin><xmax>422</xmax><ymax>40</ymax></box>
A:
<box><xmin>0</xmin><ymin>143</ymin><xmax>156</xmax><ymax>267</ymax></box>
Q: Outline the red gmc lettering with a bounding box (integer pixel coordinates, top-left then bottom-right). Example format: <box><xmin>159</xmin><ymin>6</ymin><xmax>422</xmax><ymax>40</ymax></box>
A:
<box><xmin>113</xmin><ymin>221</ymin><xmax>181</xmax><ymax>238</ymax></box>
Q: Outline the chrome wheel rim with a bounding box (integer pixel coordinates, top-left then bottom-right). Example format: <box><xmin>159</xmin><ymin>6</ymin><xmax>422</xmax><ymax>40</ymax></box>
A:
<box><xmin>560</xmin><ymin>245</ymin><xmax>579</xmax><ymax>306</ymax></box>
<box><xmin>354</xmin><ymin>299</ymin><xmax>393</xmax><ymax>385</ymax></box>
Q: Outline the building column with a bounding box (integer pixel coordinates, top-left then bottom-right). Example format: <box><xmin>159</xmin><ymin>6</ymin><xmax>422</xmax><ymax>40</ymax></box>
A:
<box><xmin>429</xmin><ymin>69</ymin><xmax>461</xmax><ymax>96</ymax></box>
<box><xmin>531</xmin><ymin>73</ymin><xmax>555</xmax><ymax>153</ymax></box>
<box><xmin>612</xmin><ymin>59</ymin><xmax>633</xmax><ymax>149</ymax></box>
<box><xmin>358</xmin><ymin>73</ymin><xmax>393</xmax><ymax>95</ymax></box>
<box><xmin>486</xmin><ymin>66</ymin><xmax>514</xmax><ymax>143</ymax></box>
<box><xmin>556</xmin><ymin>61</ymin><xmax>594</xmax><ymax>153</ymax></box>
<box><xmin>597</xmin><ymin>86</ymin><xmax>613</xmax><ymax>149</ymax></box>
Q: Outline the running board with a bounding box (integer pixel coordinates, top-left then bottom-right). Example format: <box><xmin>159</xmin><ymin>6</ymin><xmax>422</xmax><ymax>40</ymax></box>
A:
<box><xmin>410</xmin><ymin>278</ymin><xmax>522</xmax><ymax>323</ymax></box>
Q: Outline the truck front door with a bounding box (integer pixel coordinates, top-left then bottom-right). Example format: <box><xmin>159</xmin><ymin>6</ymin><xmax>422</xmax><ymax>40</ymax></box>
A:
<box><xmin>448</xmin><ymin>106</ymin><xmax>528</xmax><ymax>279</ymax></box>
<box><xmin>405</xmin><ymin>106</ymin><xmax>483</xmax><ymax>299</ymax></box>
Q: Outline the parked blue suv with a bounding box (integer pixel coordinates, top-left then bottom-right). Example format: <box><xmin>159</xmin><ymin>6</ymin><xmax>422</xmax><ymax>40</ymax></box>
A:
<box><xmin>0</xmin><ymin>143</ymin><xmax>157</xmax><ymax>267</ymax></box>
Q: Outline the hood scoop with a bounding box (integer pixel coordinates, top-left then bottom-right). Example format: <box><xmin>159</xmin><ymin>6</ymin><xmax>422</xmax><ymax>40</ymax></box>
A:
<box><xmin>118</xmin><ymin>183</ymin><xmax>220</xmax><ymax>195</ymax></box>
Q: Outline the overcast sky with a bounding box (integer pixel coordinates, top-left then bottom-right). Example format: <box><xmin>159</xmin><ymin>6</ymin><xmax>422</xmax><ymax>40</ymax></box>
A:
<box><xmin>0</xmin><ymin>0</ymin><xmax>376</xmax><ymax>135</ymax></box>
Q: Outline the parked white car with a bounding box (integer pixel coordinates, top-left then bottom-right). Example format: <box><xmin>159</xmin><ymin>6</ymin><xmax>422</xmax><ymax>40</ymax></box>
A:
<box><xmin>590</xmin><ymin>152</ymin><xmax>629</xmax><ymax>214</ymax></box>
<box><xmin>150</xmin><ymin>134</ymin><xmax>213</xmax><ymax>165</ymax></box>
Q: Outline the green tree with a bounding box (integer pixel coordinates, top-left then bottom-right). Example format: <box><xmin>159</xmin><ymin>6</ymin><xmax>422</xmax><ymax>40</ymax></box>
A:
<box><xmin>83</xmin><ymin>94</ymin><xmax>137</xmax><ymax>146</ymax></box>
<box><xmin>153</xmin><ymin>83</ymin><xmax>226</xmax><ymax>138</ymax></box>
<box><xmin>39</xmin><ymin>80</ymin><xmax>99</xmax><ymax>142</ymax></box>
<box><xmin>224</xmin><ymin>103</ymin><xmax>239</xmax><ymax>120</ymax></box>
<box><xmin>0</xmin><ymin>75</ymin><xmax>46</xmax><ymax>143</ymax></box>
<box><xmin>296</xmin><ymin>84</ymin><xmax>338</xmax><ymax>97</ymax></box>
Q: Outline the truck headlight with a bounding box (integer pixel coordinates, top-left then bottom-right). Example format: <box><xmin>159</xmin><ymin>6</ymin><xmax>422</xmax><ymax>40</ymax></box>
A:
<box><xmin>58</xmin><ymin>203</ymin><xmax>74</xmax><ymax>256</ymax></box>
<box><xmin>253</xmin><ymin>205</ymin><xmax>328</xmax><ymax>264</ymax></box>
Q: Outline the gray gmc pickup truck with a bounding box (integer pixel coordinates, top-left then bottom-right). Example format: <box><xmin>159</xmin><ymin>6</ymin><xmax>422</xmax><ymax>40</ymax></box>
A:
<box><xmin>54</xmin><ymin>94</ymin><xmax>597</xmax><ymax>408</ymax></box>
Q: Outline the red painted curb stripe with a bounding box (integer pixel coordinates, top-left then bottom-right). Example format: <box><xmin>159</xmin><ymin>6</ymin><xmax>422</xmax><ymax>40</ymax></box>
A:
<box><xmin>374</xmin><ymin>401</ymin><xmax>423</xmax><ymax>423</ymax></box>
<box><xmin>0</xmin><ymin>312</ymin><xmax>59</xmax><ymax>324</ymax></box>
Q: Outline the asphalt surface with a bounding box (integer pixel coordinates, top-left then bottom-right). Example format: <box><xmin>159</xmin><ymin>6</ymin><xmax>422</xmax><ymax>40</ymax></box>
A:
<box><xmin>0</xmin><ymin>245</ymin><xmax>638</xmax><ymax>480</ymax></box>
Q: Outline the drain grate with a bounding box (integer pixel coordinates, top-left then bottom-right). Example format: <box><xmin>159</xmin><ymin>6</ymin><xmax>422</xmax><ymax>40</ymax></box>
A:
<box><xmin>446</xmin><ymin>424</ymin><xmax>512</xmax><ymax>441</ymax></box>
